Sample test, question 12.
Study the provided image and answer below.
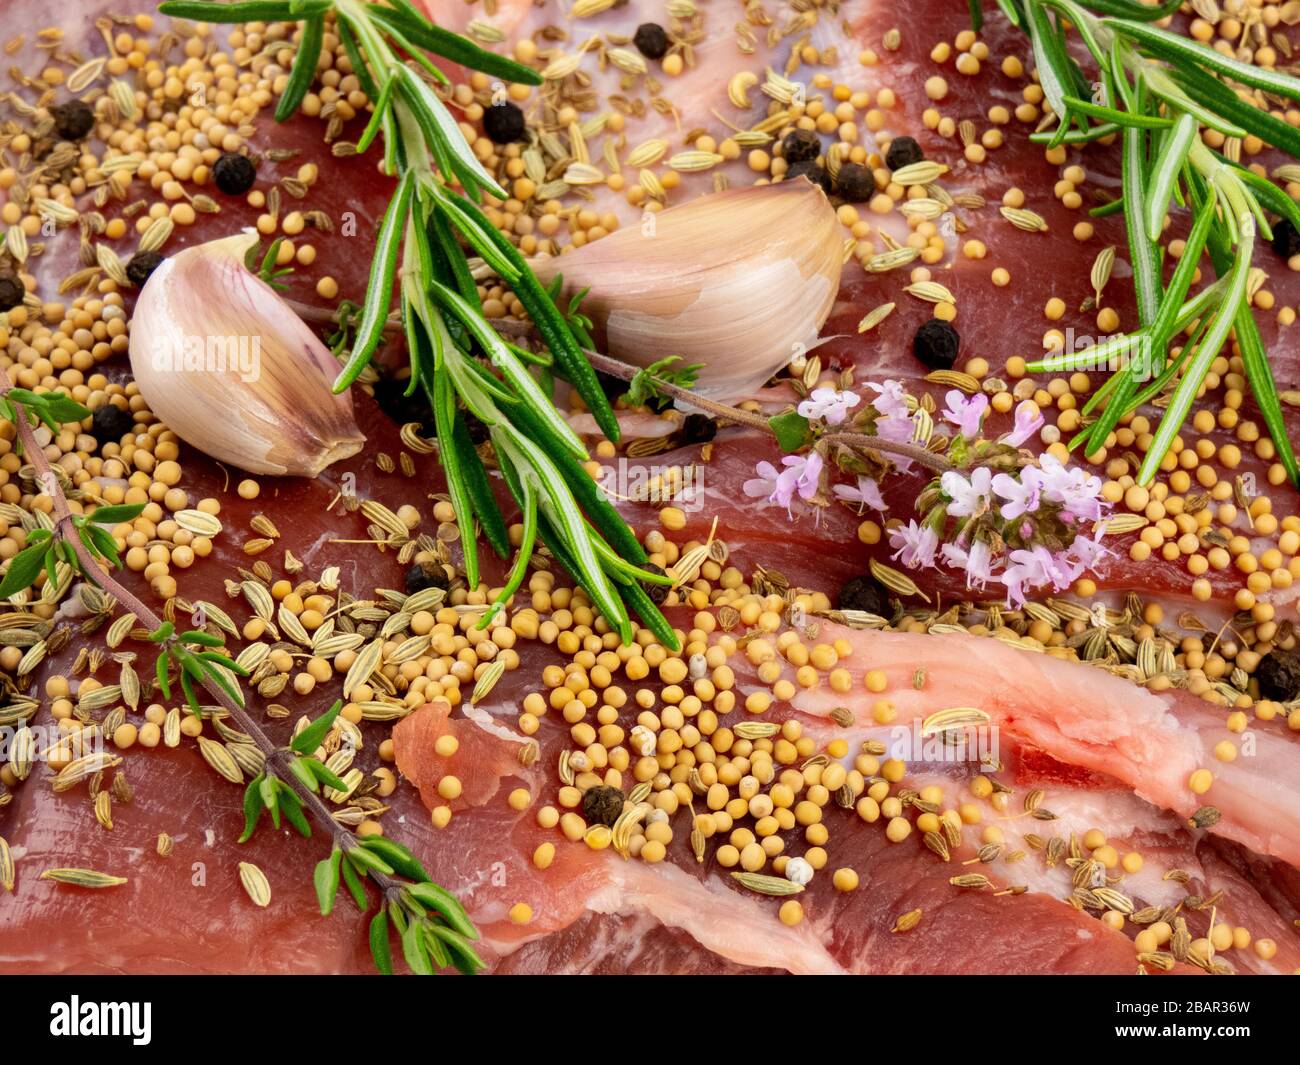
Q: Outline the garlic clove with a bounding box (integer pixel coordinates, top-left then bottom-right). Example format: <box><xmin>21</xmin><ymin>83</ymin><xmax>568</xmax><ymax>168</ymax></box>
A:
<box><xmin>532</xmin><ymin>181</ymin><xmax>842</xmax><ymax>401</ymax></box>
<box><xmin>128</xmin><ymin>233</ymin><xmax>365</xmax><ymax>477</ymax></box>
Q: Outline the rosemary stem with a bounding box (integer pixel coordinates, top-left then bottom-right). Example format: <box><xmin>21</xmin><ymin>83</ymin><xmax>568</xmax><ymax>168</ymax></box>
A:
<box><xmin>0</xmin><ymin>366</ymin><xmax>400</xmax><ymax>902</ymax></box>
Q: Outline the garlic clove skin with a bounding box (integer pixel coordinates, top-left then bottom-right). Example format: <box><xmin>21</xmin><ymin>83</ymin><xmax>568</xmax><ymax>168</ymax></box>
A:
<box><xmin>128</xmin><ymin>233</ymin><xmax>365</xmax><ymax>478</ymax></box>
<box><xmin>532</xmin><ymin>181</ymin><xmax>842</xmax><ymax>402</ymax></box>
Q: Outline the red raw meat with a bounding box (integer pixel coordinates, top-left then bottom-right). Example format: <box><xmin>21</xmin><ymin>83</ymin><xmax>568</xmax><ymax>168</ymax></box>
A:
<box><xmin>1</xmin><ymin>0</ymin><xmax>1298</xmax><ymax>977</ymax></box>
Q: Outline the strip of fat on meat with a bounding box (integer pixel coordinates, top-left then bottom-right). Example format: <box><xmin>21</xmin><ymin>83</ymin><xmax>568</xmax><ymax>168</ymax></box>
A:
<box><xmin>395</xmin><ymin>678</ymin><xmax>1300</xmax><ymax>975</ymax></box>
<box><xmin>791</xmin><ymin>624</ymin><xmax>1300</xmax><ymax>870</ymax></box>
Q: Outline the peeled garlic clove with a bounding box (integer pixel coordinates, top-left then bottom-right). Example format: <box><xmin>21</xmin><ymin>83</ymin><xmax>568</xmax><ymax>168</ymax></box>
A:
<box><xmin>532</xmin><ymin>181</ymin><xmax>842</xmax><ymax>401</ymax></box>
<box><xmin>128</xmin><ymin>233</ymin><xmax>365</xmax><ymax>477</ymax></box>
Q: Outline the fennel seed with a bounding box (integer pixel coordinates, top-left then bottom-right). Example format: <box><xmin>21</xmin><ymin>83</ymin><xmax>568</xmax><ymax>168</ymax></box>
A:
<box><xmin>39</xmin><ymin>867</ymin><xmax>127</xmax><ymax>888</ymax></box>
<box><xmin>731</xmin><ymin>871</ymin><xmax>804</xmax><ymax>896</ymax></box>
<box><xmin>238</xmin><ymin>861</ymin><xmax>271</xmax><ymax>907</ymax></box>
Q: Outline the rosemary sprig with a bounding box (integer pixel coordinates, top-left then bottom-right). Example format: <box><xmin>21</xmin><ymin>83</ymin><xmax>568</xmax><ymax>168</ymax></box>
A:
<box><xmin>159</xmin><ymin>0</ymin><xmax>678</xmax><ymax>650</ymax></box>
<box><xmin>999</xmin><ymin>0</ymin><xmax>1300</xmax><ymax>487</ymax></box>
<box><xmin>0</xmin><ymin>370</ymin><xmax>477</xmax><ymax>974</ymax></box>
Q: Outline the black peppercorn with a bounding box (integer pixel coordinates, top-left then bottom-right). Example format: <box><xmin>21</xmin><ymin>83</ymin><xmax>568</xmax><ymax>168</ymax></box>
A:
<box><xmin>582</xmin><ymin>785</ymin><xmax>625</xmax><ymax>827</ymax></box>
<box><xmin>782</xmin><ymin>128</ymin><xmax>821</xmax><ymax>164</ymax></box>
<box><xmin>838</xmin><ymin>574</ymin><xmax>891</xmax><ymax>616</ymax></box>
<box><xmin>639</xmin><ymin>561</ymin><xmax>670</xmax><ymax>606</ymax></box>
<box><xmin>784</xmin><ymin>159</ymin><xmax>832</xmax><ymax>194</ymax></box>
<box><xmin>126</xmin><ymin>251</ymin><xmax>165</xmax><ymax>288</ymax></box>
<box><xmin>913</xmin><ymin>317</ymin><xmax>959</xmax><ymax>370</ymax></box>
<box><xmin>372</xmin><ymin>377</ymin><xmax>435</xmax><ymax>436</ymax></box>
<box><xmin>834</xmin><ymin>161</ymin><xmax>873</xmax><ymax>203</ymax></box>
<box><xmin>1256</xmin><ymin>649</ymin><xmax>1300</xmax><ymax>702</ymax></box>
<box><xmin>680</xmin><ymin>413</ymin><xmax>716</xmax><ymax>445</ymax></box>
<box><xmin>0</xmin><ymin>276</ymin><xmax>23</xmax><ymax>312</ymax></box>
<box><xmin>885</xmin><ymin>135</ymin><xmax>924</xmax><ymax>171</ymax></box>
<box><xmin>405</xmin><ymin>562</ymin><xmax>450</xmax><ymax>595</ymax></box>
<box><xmin>1271</xmin><ymin>218</ymin><xmax>1300</xmax><ymax>260</ymax></box>
<box><xmin>482</xmin><ymin>101</ymin><xmax>525</xmax><ymax>144</ymax></box>
<box><xmin>91</xmin><ymin>404</ymin><xmax>135</xmax><ymax>449</ymax></box>
<box><xmin>51</xmin><ymin>100</ymin><xmax>95</xmax><ymax>141</ymax></box>
<box><xmin>212</xmin><ymin>152</ymin><xmax>256</xmax><ymax>196</ymax></box>
<box><xmin>633</xmin><ymin>22</ymin><xmax>669</xmax><ymax>60</ymax></box>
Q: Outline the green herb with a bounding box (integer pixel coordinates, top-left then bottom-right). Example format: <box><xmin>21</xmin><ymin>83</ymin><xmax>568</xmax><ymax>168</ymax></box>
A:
<box><xmin>0</xmin><ymin>396</ymin><xmax>149</xmax><ymax>598</ymax></box>
<box><xmin>625</xmin><ymin>356</ymin><xmax>703</xmax><ymax>408</ymax></box>
<box><xmin>0</xmin><ymin>379</ymin><xmax>480</xmax><ymax>974</ymax></box>
<box><xmin>245</xmin><ymin>236</ymin><xmax>294</xmax><ymax>290</ymax></box>
<box><xmin>768</xmin><ymin>409</ymin><xmax>812</xmax><ymax>452</ymax></box>
<box><xmin>146</xmin><ymin>620</ymin><xmax>248</xmax><ymax>717</ymax></box>
<box><xmin>161</xmin><ymin>0</ymin><xmax>677</xmax><ymax>649</ymax></box>
<box><xmin>1002</xmin><ymin>1</ymin><xmax>1300</xmax><ymax>486</ymax></box>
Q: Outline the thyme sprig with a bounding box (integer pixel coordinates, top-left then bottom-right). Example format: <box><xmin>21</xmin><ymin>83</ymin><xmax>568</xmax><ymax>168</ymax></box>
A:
<box><xmin>146</xmin><ymin>620</ymin><xmax>249</xmax><ymax>717</ymax></box>
<box><xmin>0</xmin><ymin>371</ymin><xmax>477</xmax><ymax>974</ymax></box>
<box><xmin>625</xmin><ymin>356</ymin><xmax>705</xmax><ymax>410</ymax></box>
<box><xmin>159</xmin><ymin>0</ymin><xmax>678</xmax><ymax>650</ymax></box>
<box><xmin>995</xmin><ymin>0</ymin><xmax>1300</xmax><ymax>487</ymax></box>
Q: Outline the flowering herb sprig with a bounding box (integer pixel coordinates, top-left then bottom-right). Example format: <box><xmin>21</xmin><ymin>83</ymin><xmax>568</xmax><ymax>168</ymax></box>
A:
<box><xmin>159</xmin><ymin>0</ymin><xmax>678</xmax><ymax>650</ymax></box>
<box><xmin>748</xmin><ymin>379</ymin><xmax>1110</xmax><ymax>606</ymax></box>
<box><xmin>0</xmin><ymin>371</ymin><xmax>477</xmax><ymax>974</ymax></box>
<box><xmin>989</xmin><ymin>0</ymin><xmax>1300</xmax><ymax>488</ymax></box>
<box><xmin>492</xmin><ymin>303</ymin><xmax>1112</xmax><ymax>605</ymax></box>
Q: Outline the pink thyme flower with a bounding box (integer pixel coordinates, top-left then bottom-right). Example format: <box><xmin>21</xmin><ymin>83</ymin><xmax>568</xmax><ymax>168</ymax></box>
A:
<box><xmin>743</xmin><ymin>452</ymin><xmax>823</xmax><ymax>514</ymax></box>
<box><xmin>1000</xmin><ymin>545</ymin><xmax>1079</xmax><ymax>607</ymax></box>
<box><xmin>940</xmin><ymin>539</ymin><xmax>994</xmax><ymax>589</ymax></box>
<box><xmin>797</xmin><ymin>387</ymin><xmax>861</xmax><ymax>426</ymax></box>
<box><xmin>941</xmin><ymin>389</ymin><xmax>989</xmax><ymax>439</ymax></box>
<box><xmin>867</xmin><ymin>379</ymin><xmax>910</xmax><ymax>421</ymax></box>
<box><xmin>940</xmin><ymin>466</ymin><xmax>993</xmax><ymax>518</ymax></box>
<box><xmin>1035</xmin><ymin>453</ymin><xmax>1104</xmax><ymax>521</ymax></box>
<box><xmin>889</xmin><ymin>519</ymin><xmax>939</xmax><ymax>568</ymax></box>
<box><xmin>870</xmin><ymin>402</ymin><xmax>916</xmax><ymax>477</ymax></box>
<box><xmin>1066</xmin><ymin>534</ymin><xmax>1109</xmax><ymax>570</ymax></box>
<box><xmin>832</xmin><ymin>475</ymin><xmax>888</xmax><ymax>514</ymax></box>
<box><xmin>743</xmin><ymin>461</ymin><xmax>783</xmax><ymax>502</ymax></box>
<box><xmin>991</xmin><ymin>470</ymin><xmax>1041</xmax><ymax>520</ymax></box>
<box><xmin>1001</xmin><ymin>401</ymin><xmax>1044</xmax><ymax>447</ymax></box>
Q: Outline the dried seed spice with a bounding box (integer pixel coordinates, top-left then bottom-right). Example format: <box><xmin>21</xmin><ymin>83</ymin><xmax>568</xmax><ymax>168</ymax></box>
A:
<box><xmin>482</xmin><ymin>101</ymin><xmax>526</xmax><ymax>144</ymax></box>
<box><xmin>885</xmin><ymin>135</ymin><xmax>924</xmax><ymax>171</ymax></box>
<box><xmin>633</xmin><ymin>23</ymin><xmax>670</xmax><ymax>60</ymax></box>
<box><xmin>211</xmin><ymin>152</ymin><xmax>257</xmax><ymax>196</ymax></box>
<box><xmin>50</xmin><ymin>99</ymin><xmax>95</xmax><ymax>141</ymax></box>
<box><xmin>125</xmin><ymin>250</ymin><xmax>165</xmax><ymax>288</ymax></box>
<box><xmin>912</xmin><ymin>318</ymin><xmax>960</xmax><ymax>370</ymax></box>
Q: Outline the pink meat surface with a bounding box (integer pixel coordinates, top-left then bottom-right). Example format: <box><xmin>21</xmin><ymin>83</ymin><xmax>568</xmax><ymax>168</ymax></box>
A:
<box><xmin>388</xmin><ymin>639</ymin><xmax>1300</xmax><ymax>974</ymax></box>
<box><xmin>392</xmin><ymin>695</ymin><xmax>1143</xmax><ymax>975</ymax></box>
<box><xmin>1</xmin><ymin>0</ymin><xmax>1298</xmax><ymax>976</ymax></box>
<box><xmin>793</xmin><ymin>624</ymin><xmax>1300</xmax><ymax>869</ymax></box>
